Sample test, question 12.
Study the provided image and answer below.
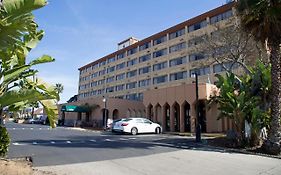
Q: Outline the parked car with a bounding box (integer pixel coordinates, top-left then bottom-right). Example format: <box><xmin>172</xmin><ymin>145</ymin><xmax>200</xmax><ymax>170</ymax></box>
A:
<box><xmin>39</xmin><ymin>115</ymin><xmax>49</xmax><ymax>125</ymax></box>
<box><xmin>112</xmin><ymin>118</ymin><xmax>162</xmax><ymax>135</ymax></box>
<box><xmin>28</xmin><ymin>118</ymin><xmax>41</xmax><ymax>124</ymax></box>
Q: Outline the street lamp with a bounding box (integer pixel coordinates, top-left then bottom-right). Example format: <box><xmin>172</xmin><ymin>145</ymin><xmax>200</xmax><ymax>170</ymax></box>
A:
<box><xmin>102</xmin><ymin>96</ymin><xmax>107</xmax><ymax>130</ymax></box>
<box><xmin>192</xmin><ymin>72</ymin><xmax>201</xmax><ymax>142</ymax></box>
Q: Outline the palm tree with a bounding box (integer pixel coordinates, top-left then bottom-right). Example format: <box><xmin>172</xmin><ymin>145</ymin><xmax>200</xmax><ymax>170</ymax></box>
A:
<box><xmin>0</xmin><ymin>0</ymin><xmax>59</xmax><ymax>128</ymax></box>
<box><xmin>55</xmin><ymin>83</ymin><xmax>64</xmax><ymax>94</ymax></box>
<box><xmin>237</xmin><ymin>0</ymin><xmax>281</xmax><ymax>154</ymax></box>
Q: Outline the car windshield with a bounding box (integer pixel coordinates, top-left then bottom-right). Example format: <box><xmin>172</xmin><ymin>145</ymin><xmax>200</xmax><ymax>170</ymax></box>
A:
<box><xmin>122</xmin><ymin>118</ymin><xmax>132</xmax><ymax>122</ymax></box>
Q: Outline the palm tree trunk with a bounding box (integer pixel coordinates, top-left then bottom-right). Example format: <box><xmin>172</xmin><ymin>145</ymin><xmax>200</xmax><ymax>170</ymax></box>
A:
<box><xmin>263</xmin><ymin>40</ymin><xmax>281</xmax><ymax>155</ymax></box>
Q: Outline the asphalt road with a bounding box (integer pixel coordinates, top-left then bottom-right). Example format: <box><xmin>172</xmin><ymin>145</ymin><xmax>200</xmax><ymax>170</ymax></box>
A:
<box><xmin>6</xmin><ymin>122</ymin><xmax>199</xmax><ymax>167</ymax></box>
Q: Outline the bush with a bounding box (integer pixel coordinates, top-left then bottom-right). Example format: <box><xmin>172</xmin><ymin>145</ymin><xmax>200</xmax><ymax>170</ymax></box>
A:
<box><xmin>0</xmin><ymin>126</ymin><xmax>10</xmax><ymax>157</ymax></box>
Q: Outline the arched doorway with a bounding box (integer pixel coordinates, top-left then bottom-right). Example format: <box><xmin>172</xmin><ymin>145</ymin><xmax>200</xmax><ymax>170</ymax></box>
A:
<box><xmin>198</xmin><ymin>100</ymin><xmax>207</xmax><ymax>133</ymax></box>
<box><xmin>163</xmin><ymin>103</ymin><xmax>170</xmax><ymax>132</ymax></box>
<box><xmin>147</xmin><ymin>104</ymin><xmax>153</xmax><ymax>120</ymax></box>
<box><xmin>155</xmin><ymin>103</ymin><xmax>162</xmax><ymax>124</ymax></box>
<box><xmin>183</xmin><ymin>101</ymin><xmax>191</xmax><ymax>132</ymax></box>
<box><xmin>172</xmin><ymin>102</ymin><xmax>180</xmax><ymax>132</ymax></box>
<box><xmin>112</xmin><ymin>109</ymin><xmax>119</xmax><ymax>120</ymax></box>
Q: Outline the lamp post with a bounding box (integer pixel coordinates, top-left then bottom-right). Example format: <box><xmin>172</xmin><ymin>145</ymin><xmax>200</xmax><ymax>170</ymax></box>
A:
<box><xmin>102</xmin><ymin>96</ymin><xmax>107</xmax><ymax>130</ymax></box>
<box><xmin>192</xmin><ymin>72</ymin><xmax>201</xmax><ymax>142</ymax></box>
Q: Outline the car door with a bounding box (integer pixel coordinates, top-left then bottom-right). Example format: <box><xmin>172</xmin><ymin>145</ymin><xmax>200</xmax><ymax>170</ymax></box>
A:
<box><xmin>142</xmin><ymin>119</ymin><xmax>154</xmax><ymax>133</ymax></box>
<box><xmin>135</xmin><ymin>118</ymin><xmax>145</xmax><ymax>133</ymax></box>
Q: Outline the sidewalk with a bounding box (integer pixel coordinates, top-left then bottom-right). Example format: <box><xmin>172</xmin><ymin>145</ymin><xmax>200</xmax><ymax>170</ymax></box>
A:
<box><xmin>36</xmin><ymin>148</ymin><xmax>281</xmax><ymax>175</ymax></box>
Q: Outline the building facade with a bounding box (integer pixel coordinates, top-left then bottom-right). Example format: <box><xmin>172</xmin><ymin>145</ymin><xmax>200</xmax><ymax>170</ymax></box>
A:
<box><xmin>61</xmin><ymin>2</ymin><xmax>237</xmax><ymax>133</ymax></box>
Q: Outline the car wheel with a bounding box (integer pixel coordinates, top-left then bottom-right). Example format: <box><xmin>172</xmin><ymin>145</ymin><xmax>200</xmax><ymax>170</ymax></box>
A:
<box><xmin>131</xmin><ymin>127</ymin><xmax>138</xmax><ymax>135</ymax></box>
<box><xmin>155</xmin><ymin>127</ymin><xmax>161</xmax><ymax>134</ymax></box>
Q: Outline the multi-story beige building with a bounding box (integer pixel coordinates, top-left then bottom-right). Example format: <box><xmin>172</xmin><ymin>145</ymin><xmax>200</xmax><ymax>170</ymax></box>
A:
<box><xmin>61</xmin><ymin>2</ymin><xmax>236</xmax><ymax>133</ymax></box>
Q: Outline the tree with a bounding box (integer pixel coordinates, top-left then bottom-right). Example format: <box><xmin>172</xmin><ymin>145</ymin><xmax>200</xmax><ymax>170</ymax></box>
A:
<box><xmin>193</xmin><ymin>14</ymin><xmax>267</xmax><ymax>74</ymax></box>
<box><xmin>0</xmin><ymin>0</ymin><xmax>59</xmax><ymax>128</ymax></box>
<box><xmin>210</xmin><ymin>60</ymin><xmax>271</xmax><ymax>146</ymax></box>
<box><xmin>55</xmin><ymin>83</ymin><xmax>64</xmax><ymax>94</ymax></box>
<box><xmin>237</xmin><ymin>0</ymin><xmax>281</xmax><ymax>155</ymax></box>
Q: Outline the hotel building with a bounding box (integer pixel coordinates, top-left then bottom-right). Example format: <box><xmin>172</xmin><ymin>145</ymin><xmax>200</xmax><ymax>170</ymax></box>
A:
<box><xmin>61</xmin><ymin>2</ymin><xmax>237</xmax><ymax>133</ymax></box>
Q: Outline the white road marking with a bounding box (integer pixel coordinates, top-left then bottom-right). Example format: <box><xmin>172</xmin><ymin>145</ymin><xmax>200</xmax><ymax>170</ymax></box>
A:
<box><xmin>13</xmin><ymin>128</ymin><xmax>15</xmax><ymax>130</ymax></box>
<box><xmin>12</xmin><ymin>142</ymin><xmax>27</xmax><ymax>146</ymax></box>
<box><xmin>129</xmin><ymin>138</ymin><xmax>136</xmax><ymax>140</ymax></box>
<box><xmin>50</xmin><ymin>141</ymin><xmax>55</xmax><ymax>144</ymax></box>
<box><xmin>119</xmin><ymin>138</ymin><xmax>129</xmax><ymax>141</ymax></box>
<box><xmin>30</xmin><ymin>128</ymin><xmax>34</xmax><ymax>130</ymax></box>
<box><xmin>32</xmin><ymin>142</ymin><xmax>38</xmax><ymax>145</ymax></box>
<box><xmin>39</xmin><ymin>128</ymin><xmax>42</xmax><ymax>130</ymax></box>
<box><xmin>105</xmin><ymin>139</ymin><xmax>114</xmax><ymax>142</ymax></box>
<box><xmin>66</xmin><ymin>141</ymin><xmax>71</xmax><ymax>144</ymax></box>
<box><xmin>90</xmin><ymin>140</ymin><xmax>96</xmax><ymax>142</ymax></box>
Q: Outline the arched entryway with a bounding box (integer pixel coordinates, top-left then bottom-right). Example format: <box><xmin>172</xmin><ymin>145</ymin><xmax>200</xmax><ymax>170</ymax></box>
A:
<box><xmin>112</xmin><ymin>109</ymin><xmax>119</xmax><ymax>120</ymax></box>
<box><xmin>182</xmin><ymin>101</ymin><xmax>191</xmax><ymax>132</ymax></box>
<box><xmin>147</xmin><ymin>104</ymin><xmax>153</xmax><ymax>120</ymax></box>
<box><xmin>126</xmin><ymin>109</ymin><xmax>131</xmax><ymax>118</ymax></box>
<box><xmin>155</xmin><ymin>103</ymin><xmax>162</xmax><ymax>124</ymax></box>
<box><xmin>172</xmin><ymin>102</ymin><xmax>180</xmax><ymax>132</ymax></box>
<box><xmin>198</xmin><ymin>100</ymin><xmax>207</xmax><ymax>133</ymax></box>
<box><xmin>163</xmin><ymin>103</ymin><xmax>170</xmax><ymax>132</ymax></box>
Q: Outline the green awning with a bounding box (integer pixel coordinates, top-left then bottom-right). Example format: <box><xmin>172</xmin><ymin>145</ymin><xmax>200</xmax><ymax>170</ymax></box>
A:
<box><xmin>61</xmin><ymin>105</ymin><xmax>90</xmax><ymax>112</ymax></box>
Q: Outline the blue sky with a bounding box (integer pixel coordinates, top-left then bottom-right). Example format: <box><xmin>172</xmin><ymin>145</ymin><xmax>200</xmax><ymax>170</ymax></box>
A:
<box><xmin>29</xmin><ymin>0</ymin><xmax>227</xmax><ymax>103</ymax></box>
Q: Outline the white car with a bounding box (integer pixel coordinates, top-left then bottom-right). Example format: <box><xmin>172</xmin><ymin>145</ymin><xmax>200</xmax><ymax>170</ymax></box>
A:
<box><xmin>112</xmin><ymin>118</ymin><xmax>162</xmax><ymax>135</ymax></box>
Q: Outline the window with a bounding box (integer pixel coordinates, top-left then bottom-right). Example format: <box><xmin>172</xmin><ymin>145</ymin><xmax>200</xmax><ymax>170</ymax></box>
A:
<box><xmin>170</xmin><ymin>71</ymin><xmax>188</xmax><ymax>81</ymax></box>
<box><xmin>127</xmin><ymin>47</ymin><xmax>138</xmax><ymax>56</ymax></box>
<box><xmin>127</xmin><ymin>58</ymin><xmax>138</xmax><ymax>67</ymax></box>
<box><xmin>139</xmin><ymin>54</ymin><xmax>151</xmax><ymax>63</ymax></box>
<box><xmin>189</xmin><ymin>53</ymin><xmax>205</xmax><ymax>62</ymax></box>
<box><xmin>139</xmin><ymin>42</ymin><xmax>151</xmax><ymax>51</ymax></box>
<box><xmin>139</xmin><ymin>66</ymin><xmax>151</xmax><ymax>75</ymax></box>
<box><xmin>139</xmin><ymin>79</ymin><xmax>151</xmax><ymax>87</ymax></box>
<box><xmin>106</xmin><ymin>87</ymin><xmax>114</xmax><ymax>93</ymax></box>
<box><xmin>126</xmin><ymin>82</ymin><xmax>137</xmax><ymax>89</ymax></box>
<box><xmin>127</xmin><ymin>70</ymin><xmax>137</xmax><ymax>78</ymax></box>
<box><xmin>115</xmin><ymin>84</ymin><xmax>125</xmax><ymax>91</ymax></box>
<box><xmin>116</xmin><ymin>95</ymin><xmax>125</xmax><ymax>99</ymax></box>
<box><xmin>99</xmin><ymin>61</ymin><xmax>106</xmax><ymax>67</ymax></box>
<box><xmin>188</xmin><ymin>35</ymin><xmax>206</xmax><ymax>47</ymax></box>
<box><xmin>169</xmin><ymin>42</ymin><xmax>186</xmax><ymax>53</ymax></box>
<box><xmin>210</xmin><ymin>10</ymin><xmax>233</xmax><ymax>24</ymax></box>
<box><xmin>117</xmin><ymin>52</ymin><xmax>125</xmax><ymax>60</ymax></box>
<box><xmin>169</xmin><ymin>28</ymin><xmax>185</xmax><ymax>40</ymax></box>
<box><xmin>116</xmin><ymin>62</ymin><xmax>126</xmax><ymax>70</ymax></box>
<box><xmin>126</xmin><ymin>93</ymin><xmax>138</xmax><ymax>101</ymax></box>
<box><xmin>213</xmin><ymin>62</ymin><xmax>239</xmax><ymax>73</ymax></box>
<box><xmin>190</xmin><ymin>66</ymin><xmax>210</xmax><ymax>76</ymax></box>
<box><xmin>188</xmin><ymin>20</ymin><xmax>207</xmax><ymax>32</ymax></box>
<box><xmin>153</xmin><ymin>75</ymin><xmax>168</xmax><ymax>84</ymax></box>
<box><xmin>97</xmin><ymin>89</ymin><xmax>105</xmax><ymax>95</ymax></box>
<box><xmin>138</xmin><ymin>93</ymin><xmax>144</xmax><ymax>101</ymax></box>
<box><xmin>116</xmin><ymin>73</ymin><xmax>125</xmax><ymax>80</ymax></box>
<box><xmin>97</xmin><ymin>79</ymin><xmax>105</xmax><ymax>85</ymax></box>
<box><xmin>91</xmin><ymin>90</ymin><xmax>97</xmax><ymax>96</ymax></box>
<box><xmin>153</xmin><ymin>48</ymin><xmax>167</xmax><ymax>58</ymax></box>
<box><xmin>153</xmin><ymin>35</ymin><xmax>167</xmax><ymax>45</ymax></box>
<box><xmin>91</xmin><ymin>72</ymin><xmax>98</xmax><ymax>78</ymax></box>
<box><xmin>107</xmin><ymin>57</ymin><xmax>115</xmax><ymax>63</ymax></box>
<box><xmin>106</xmin><ymin>76</ymin><xmax>114</xmax><ymax>83</ymax></box>
<box><xmin>212</xmin><ymin>46</ymin><xmax>228</xmax><ymax>57</ymax></box>
<box><xmin>92</xmin><ymin>64</ymin><xmax>99</xmax><ymax>70</ymax></box>
<box><xmin>153</xmin><ymin>61</ymin><xmax>167</xmax><ymax>71</ymax></box>
<box><xmin>107</xmin><ymin>66</ymin><xmax>115</xmax><ymax>73</ymax></box>
<box><xmin>99</xmin><ymin>69</ymin><xmax>106</xmax><ymax>76</ymax></box>
<box><xmin>169</xmin><ymin>56</ymin><xmax>187</xmax><ymax>67</ymax></box>
<box><xmin>91</xmin><ymin>81</ymin><xmax>97</xmax><ymax>87</ymax></box>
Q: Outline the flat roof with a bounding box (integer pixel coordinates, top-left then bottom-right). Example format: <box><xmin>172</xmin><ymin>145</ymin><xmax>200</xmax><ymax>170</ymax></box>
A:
<box><xmin>79</xmin><ymin>1</ymin><xmax>235</xmax><ymax>71</ymax></box>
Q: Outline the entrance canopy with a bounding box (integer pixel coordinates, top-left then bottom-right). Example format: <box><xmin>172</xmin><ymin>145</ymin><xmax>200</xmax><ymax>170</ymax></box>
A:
<box><xmin>61</xmin><ymin>105</ymin><xmax>90</xmax><ymax>112</ymax></box>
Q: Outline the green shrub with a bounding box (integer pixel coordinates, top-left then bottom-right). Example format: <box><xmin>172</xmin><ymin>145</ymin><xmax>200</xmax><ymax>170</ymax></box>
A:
<box><xmin>0</xmin><ymin>126</ymin><xmax>10</xmax><ymax>157</ymax></box>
